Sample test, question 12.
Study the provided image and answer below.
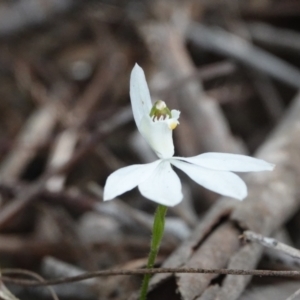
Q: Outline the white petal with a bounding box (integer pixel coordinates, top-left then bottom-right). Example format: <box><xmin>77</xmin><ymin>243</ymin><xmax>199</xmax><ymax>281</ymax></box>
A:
<box><xmin>138</xmin><ymin>161</ymin><xmax>183</xmax><ymax>206</ymax></box>
<box><xmin>175</xmin><ymin>153</ymin><xmax>275</xmax><ymax>172</ymax></box>
<box><xmin>170</xmin><ymin>159</ymin><xmax>247</xmax><ymax>200</ymax></box>
<box><xmin>130</xmin><ymin>64</ymin><xmax>152</xmax><ymax>130</ymax></box>
<box><xmin>103</xmin><ymin>160</ymin><xmax>161</xmax><ymax>201</ymax></box>
<box><xmin>139</xmin><ymin>115</ymin><xmax>175</xmax><ymax>159</ymax></box>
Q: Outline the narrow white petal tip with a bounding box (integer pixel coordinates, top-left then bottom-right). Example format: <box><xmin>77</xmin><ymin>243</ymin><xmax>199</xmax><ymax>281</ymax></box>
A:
<box><xmin>103</xmin><ymin>185</ymin><xmax>114</xmax><ymax>201</ymax></box>
<box><xmin>266</xmin><ymin>163</ymin><xmax>276</xmax><ymax>171</ymax></box>
<box><xmin>133</xmin><ymin>63</ymin><xmax>142</xmax><ymax>72</ymax></box>
<box><xmin>103</xmin><ymin>191</ymin><xmax>112</xmax><ymax>201</ymax></box>
<box><xmin>222</xmin><ymin>184</ymin><xmax>247</xmax><ymax>201</ymax></box>
<box><xmin>234</xmin><ymin>189</ymin><xmax>247</xmax><ymax>201</ymax></box>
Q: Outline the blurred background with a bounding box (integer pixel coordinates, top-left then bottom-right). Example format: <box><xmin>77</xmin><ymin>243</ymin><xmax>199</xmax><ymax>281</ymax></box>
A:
<box><xmin>0</xmin><ymin>0</ymin><xmax>300</xmax><ymax>299</ymax></box>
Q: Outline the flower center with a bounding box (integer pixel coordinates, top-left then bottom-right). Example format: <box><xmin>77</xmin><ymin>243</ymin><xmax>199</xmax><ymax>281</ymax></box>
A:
<box><xmin>149</xmin><ymin>100</ymin><xmax>179</xmax><ymax>130</ymax></box>
<box><xmin>150</xmin><ymin>100</ymin><xmax>172</xmax><ymax>120</ymax></box>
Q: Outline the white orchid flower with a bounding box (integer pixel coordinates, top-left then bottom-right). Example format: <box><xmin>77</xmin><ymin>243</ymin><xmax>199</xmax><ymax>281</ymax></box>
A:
<box><xmin>103</xmin><ymin>64</ymin><xmax>275</xmax><ymax>207</ymax></box>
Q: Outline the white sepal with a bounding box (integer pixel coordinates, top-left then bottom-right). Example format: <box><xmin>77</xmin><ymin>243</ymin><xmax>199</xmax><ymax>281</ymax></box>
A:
<box><xmin>138</xmin><ymin>160</ymin><xmax>183</xmax><ymax>206</ymax></box>
<box><xmin>130</xmin><ymin>64</ymin><xmax>152</xmax><ymax>130</ymax></box>
<box><xmin>175</xmin><ymin>152</ymin><xmax>275</xmax><ymax>172</ymax></box>
<box><xmin>170</xmin><ymin>159</ymin><xmax>247</xmax><ymax>200</ymax></box>
<box><xmin>103</xmin><ymin>160</ymin><xmax>161</xmax><ymax>201</ymax></box>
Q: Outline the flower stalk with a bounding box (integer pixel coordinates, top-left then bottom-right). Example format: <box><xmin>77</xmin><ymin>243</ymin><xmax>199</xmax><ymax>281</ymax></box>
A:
<box><xmin>139</xmin><ymin>205</ymin><xmax>168</xmax><ymax>300</ymax></box>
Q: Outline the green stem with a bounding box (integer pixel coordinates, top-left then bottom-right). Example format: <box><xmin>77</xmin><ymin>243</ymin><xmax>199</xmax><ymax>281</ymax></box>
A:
<box><xmin>139</xmin><ymin>205</ymin><xmax>168</xmax><ymax>300</ymax></box>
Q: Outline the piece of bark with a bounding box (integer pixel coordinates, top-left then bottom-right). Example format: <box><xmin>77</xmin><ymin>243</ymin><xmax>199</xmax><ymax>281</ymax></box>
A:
<box><xmin>177</xmin><ymin>223</ymin><xmax>240</xmax><ymax>300</ymax></box>
<box><xmin>196</xmin><ymin>285</ymin><xmax>220</xmax><ymax>300</ymax></box>
<box><xmin>215</xmin><ymin>244</ymin><xmax>262</xmax><ymax>300</ymax></box>
<box><xmin>148</xmin><ymin>199</ymin><xmax>238</xmax><ymax>289</ymax></box>
<box><xmin>240</xmin><ymin>280</ymin><xmax>300</xmax><ymax>300</ymax></box>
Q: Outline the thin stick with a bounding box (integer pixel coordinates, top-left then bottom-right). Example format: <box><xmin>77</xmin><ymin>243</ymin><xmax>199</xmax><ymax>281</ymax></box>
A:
<box><xmin>2</xmin><ymin>268</ymin><xmax>300</xmax><ymax>287</ymax></box>
<box><xmin>242</xmin><ymin>230</ymin><xmax>300</xmax><ymax>261</ymax></box>
<box><xmin>2</xmin><ymin>269</ymin><xmax>59</xmax><ymax>300</ymax></box>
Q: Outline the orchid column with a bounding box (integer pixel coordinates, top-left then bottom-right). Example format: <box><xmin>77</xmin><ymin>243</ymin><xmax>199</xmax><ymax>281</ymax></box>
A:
<box><xmin>104</xmin><ymin>64</ymin><xmax>275</xmax><ymax>300</ymax></box>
